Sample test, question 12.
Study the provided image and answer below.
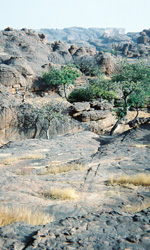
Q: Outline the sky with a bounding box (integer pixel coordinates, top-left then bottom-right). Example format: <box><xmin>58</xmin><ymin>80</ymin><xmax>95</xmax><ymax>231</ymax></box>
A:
<box><xmin>0</xmin><ymin>0</ymin><xmax>150</xmax><ymax>33</ymax></box>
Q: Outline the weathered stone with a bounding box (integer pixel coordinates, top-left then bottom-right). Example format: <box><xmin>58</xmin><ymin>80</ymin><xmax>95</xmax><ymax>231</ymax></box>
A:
<box><xmin>71</xmin><ymin>102</ymin><xmax>91</xmax><ymax>112</ymax></box>
<box><xmin>73</xmin><ymin>110</ymin><xmax>109</xmax><ymax>122</ymax></box>
<box><xmin>90</xmin><ymin>101</ymin><xmax>113</xmax><ymax>110</ymax></box>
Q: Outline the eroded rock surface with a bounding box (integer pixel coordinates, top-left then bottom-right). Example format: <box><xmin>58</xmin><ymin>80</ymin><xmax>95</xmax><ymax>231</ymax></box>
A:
<box><xmin>0</xmin><ymin>125</ymin><xmax>150</xmax><ymax>249</ymax></box>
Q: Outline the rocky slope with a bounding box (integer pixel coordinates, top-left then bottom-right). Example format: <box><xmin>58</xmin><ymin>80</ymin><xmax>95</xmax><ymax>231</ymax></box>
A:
<box><xmin>0</xmin><ymin>27</ymin><xmax>150</xmax><ymax>249</ymax></box>
<box><xmin>0</xmin><ymin>125</ymin><xmax>150</xmax><ymax>249</ymax></box>
<box><xmin>0</xmin><ymin>28</ymin><xmax>119</xmax><ymax>143</ymax></box>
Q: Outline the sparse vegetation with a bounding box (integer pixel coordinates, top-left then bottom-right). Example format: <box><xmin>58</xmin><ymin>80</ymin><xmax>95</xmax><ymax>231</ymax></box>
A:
<box><xmin>134</xmin><ymin>144</ymin><xmax>150</xmax><ymax>149</ymax></box>
<box><xmin>110</xmin><ymin>173</ymin><xmax>150</xmax><ymax>186</ymax></box>
<box><xmin>74</xmin><ymin>60</ymin><xmax>102</xmax><ymax>76</ymax></box>
<box><xmin>42</xmin><ymin>187</ymin><xmax>80</xmax><ymax>200</ymax></box>
<box><xmin>42</xmin><ymin>65</ymin><xmax>80</xmax><ymax>98</ymax></box>
<box><xmin>68</xmin><ymin>74</ymin><xmax>117</xmax><ymax>102</ymax></box>
<box><xmin>68</xmin><ymin>88</ymin><xmax>93</xmax><ymax>102</ymax></box>
<box><xmin>39</xmin><ymin>163</ymin><xmax>86</xmax><ymax>175</ymax></box>
<box><xmin>89</xmin><ymin>75</ymin><xmax>117</xmax><ymax>101</ymax></box>
<box><xmin>0</xmin><ymin>205</ymin><xmax>53</xmax><ymax>227</ymax></box>
<box><xmin>110</xmin><ymin>61</ymin><xmax>150</xmax><ymax>135</ymax></box>
<box><xmin>0</xmin><ymin>153</ymin><xmax>46</xmax><ymax>165</ymax></box>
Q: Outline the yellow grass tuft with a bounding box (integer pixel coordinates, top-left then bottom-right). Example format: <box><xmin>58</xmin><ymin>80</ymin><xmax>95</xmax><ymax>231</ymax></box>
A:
<box><xmin>110</xmin><ymin>173</ymin><xmax>150</xmax><ymax>186</ymax></box>
<box><xmin>42</xmin><ymin>187</ymin><xmax>80</xmax><ymax>200</ymax></box>
<box><xmin>0</xmin><ymin>153</ymin><xmax>46</xmax><ymax>165</ymax></box>
<box><xmin>134</xmin><ymin>144</ymin><xmax>150</xmax><ymax>149</ymax></box>
<box><xmin>0</xmin><ymin>205</ymin><xmax>53</xmax><ymax>227</ymax></box>
<box><xmin>123</xmin><ymin>201</ymin><xmax>150</xmax><ymax>213</ymax></box>
<box><xmin>39</xmin><ymin>163</ymin><xmax>86</xmax><ymax>175</ymax></box>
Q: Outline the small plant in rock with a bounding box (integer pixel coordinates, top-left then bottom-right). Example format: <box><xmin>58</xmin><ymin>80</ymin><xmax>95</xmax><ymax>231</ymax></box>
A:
<box><xmin>42</xmin><ymin>66</ymin><xmax>81</xmax><ymax>98</ymax></box>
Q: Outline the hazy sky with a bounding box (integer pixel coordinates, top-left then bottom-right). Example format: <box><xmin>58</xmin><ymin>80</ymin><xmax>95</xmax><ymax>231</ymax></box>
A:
<box><xmin>0</xmin><ymin>0</ymin><xmax>150</xmax><ymax>33</ymax></box>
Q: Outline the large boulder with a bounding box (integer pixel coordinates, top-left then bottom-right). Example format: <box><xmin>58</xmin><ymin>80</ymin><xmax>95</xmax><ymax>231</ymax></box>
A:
<box><xmin>137</xmin><ymin>35</ymin><xmax>149</xmax><ymax>44</ymax></box>
<box><xmin>96</xmin><ymin>52</ymin><xmax>117</xmax><ymax>75</ymax></box>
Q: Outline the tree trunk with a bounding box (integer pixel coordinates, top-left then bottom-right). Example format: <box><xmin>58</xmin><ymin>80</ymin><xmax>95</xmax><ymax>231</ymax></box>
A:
<box><xmin>110</xmin><ymin>118</ymin><xmax>123</xmax><ymax>136</ymax></box>
<box><xmin>64</xmin><ymin>84</ymin><xmax>67</xmax><ymax>99</ymax></box>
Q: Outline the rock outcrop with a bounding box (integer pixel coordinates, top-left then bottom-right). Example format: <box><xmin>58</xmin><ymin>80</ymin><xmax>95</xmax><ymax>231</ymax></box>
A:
<box><xmin>0</xmin><ymin>125</ymin><xmax>150</xmax><ymax>249</ymax></box>
<box><xmin>70</xmin><ymin>101</ymin><xmax>115</xmax><ymax>134</ymax></box>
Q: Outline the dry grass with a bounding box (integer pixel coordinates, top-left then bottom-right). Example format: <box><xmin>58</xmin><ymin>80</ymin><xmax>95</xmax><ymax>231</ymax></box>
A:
<box><xmin>39</xmin><ymin>163</ymin><xmax>86</xmax><ymax>175</ymax></box>
<box><xmin>0</xmin><ymin>153</ymin><xmax>46</xmax><ymax>165</ymax></box>
<box><xmin>42</xmin><ymin>187</ymin><xmax>80</xmax><ymax>200</ymax></box>
<box><xmin>0</xmin><ymin>205</ymin><xmax>53</xmax><ymax>227</ymax></box>
<box><xmin>105</xmin><ymin>189</ymin><xmax>121</xmax><ymax>197</ymax></box>
<box><xmin>110</xmin><ymin>173</ymin><xmax>150</xmax><ymax>187</ymax></box>
<box><xmin>133</xmin><ymin>144</ymin><xmax>150</xmax><ymax>149</ymax></box>
<box><xmin>123</xmin><ymin>201</ymin><xmax>150</xmax><ymax>213</ymax></box>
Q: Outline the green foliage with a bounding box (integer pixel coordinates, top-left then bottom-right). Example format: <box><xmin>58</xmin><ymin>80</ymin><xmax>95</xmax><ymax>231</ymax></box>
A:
<box><xmin>42</xmin><ymin>66</ymin><xmax>80</xmax><ymax>88</ymax></box>
<box><xmin>100</xmin><ymin>48</ymin><xmax>118</xmax><ymax>56</ymax></box>
<box><xmin>115</xmin><ymin>107</ymin><xmax>127</xmax><ymax>119</ymax></box>
<box><xmin>68</xmin><ymin>74</ymin><xmax>117</xmax><ymax>103</ymax></box>
<box><xmin>74</xmin><ymin>61</ymin><xmax>102</xmax><ymax>76</ymax></box>
<box><xmin>68</xmin><ymin>88</ymin><xmax>93</xmax><ymax>103</ymax></box>
<box><xmin>112</xmin><ymin>61</ymin><xmax>150</xmax><ymax>110</ymax></box>
<box><xmin>89</xmin><ymin>76</ymin><xmax>117</xmax><ymax>100</ymax></box>
<box><xmin>112</xmin><ymin>61</ymin><xmax>150</xmax><ymax>83</ymax></box>
<box><xmin>110</xmin><ymin>60</ymin><xmax>150</xmax><ymax>134</ymax></box>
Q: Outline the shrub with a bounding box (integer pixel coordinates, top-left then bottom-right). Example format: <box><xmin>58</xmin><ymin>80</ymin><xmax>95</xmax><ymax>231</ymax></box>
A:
<box><xmin>68</xmin><ymin>88</ymin><xmax>93</xmax><ymax>102</ymax></box>
<box><xmin>90</xmin><ymin>78</ymin><xmax>117</xmax><ymax>101</ymax></box>
<box><xmin>74</xmin><ymin>59</ymin><xmax>102</xmax><ymax>76</ymax></box>
<box><xmin>42</xmin><ymin>66</ymin><xmax>80</xmax><ymax>98</ymax></box>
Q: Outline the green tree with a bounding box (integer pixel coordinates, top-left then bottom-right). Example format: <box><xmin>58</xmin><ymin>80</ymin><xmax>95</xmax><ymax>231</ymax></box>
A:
<box><xmin>89</xmin><ymin>75</ymin><xmax>117</xmax><ymax>101</ymax></box>
<box><xmin>68</xmin><ymin>74</ymin><xmax>117</xmax><ymax>103</ymax></box>
<box><xmin>42</xmin><ymin>66</ymin><xmax>80</xmax><ymax>98</ymax></box>
<box><xmin>110</xmin><ymin>61</ymin><xmax>150</xmax><ymax>135</ymax></box>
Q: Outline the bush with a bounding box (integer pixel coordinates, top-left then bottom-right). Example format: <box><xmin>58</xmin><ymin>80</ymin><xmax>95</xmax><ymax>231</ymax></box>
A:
<box><xmin>68</xmin><ymin>74</ymin><xmax>117</xmax><ymax>103</ymax></box>
<box><xmin>42</xmin><ymin>66</ymin><xmax>80</xmax><ymax>98</ymax></box>
<box><xmin>68</xmin><ymin>88</ymin><xmax>93</xmax><ymax>103</ymax></box>
<box><xmin>89</xmin><ymin>74</ymin><xmax>117</xmax><ymax>101</ymax></box>
<box><xmin>74</xmin><ymin>59</ymin><xmax>102</xmax><ymax>76</ymax></box>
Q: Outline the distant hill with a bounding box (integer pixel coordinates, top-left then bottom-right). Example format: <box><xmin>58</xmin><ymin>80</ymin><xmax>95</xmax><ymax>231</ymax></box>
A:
<box><xmin>38</xmin><ymin>27</ymin><xmax>125</xmax><ymax>42</ymax></box>
<box><xmin>37</xmin><ymin>27</ymin><xmax>140</xmax><ymax>51</ymax></box>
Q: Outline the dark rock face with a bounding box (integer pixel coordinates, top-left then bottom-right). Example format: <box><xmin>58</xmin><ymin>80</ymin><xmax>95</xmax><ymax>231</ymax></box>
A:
<box><xmin>0</xmin><ymin>95</ymin><xmax>85</xmax><ymax>141</ymax></box>
<box><xmin>137</xmin><ymin>35</ymin><xmax>149</xmax><ymax>44</ymax></box>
